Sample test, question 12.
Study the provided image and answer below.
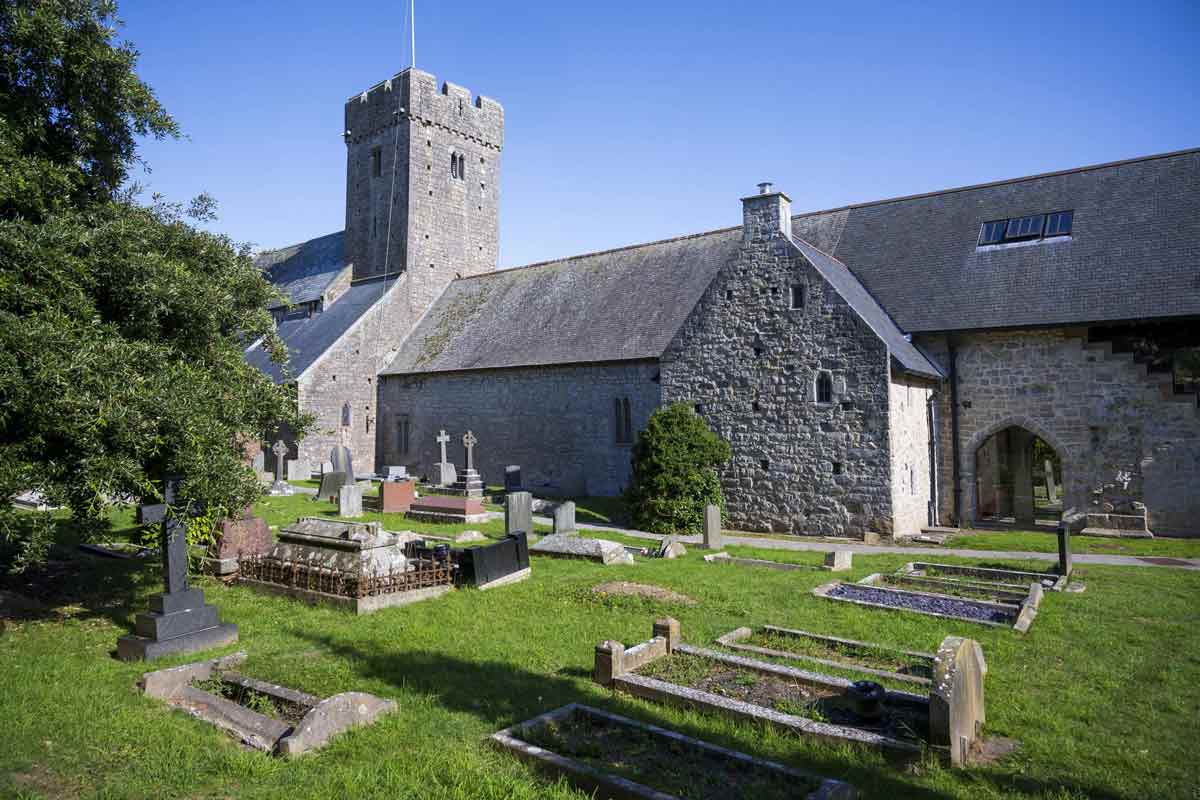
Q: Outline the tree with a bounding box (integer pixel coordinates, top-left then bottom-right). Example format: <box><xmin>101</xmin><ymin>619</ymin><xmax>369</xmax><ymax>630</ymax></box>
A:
<box><xmin>624</xmin><ymin>403</ymin><xmax>731</xmax><ymax>535</ymax></box>
<box><xmin>0</xmin><ymin>0</ymin><xmax>306</xmax><ymax>572</ymax></box>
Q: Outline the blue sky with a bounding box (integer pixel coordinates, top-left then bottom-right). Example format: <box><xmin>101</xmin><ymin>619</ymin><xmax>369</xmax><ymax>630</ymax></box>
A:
<box><xmin>122</xmin><ymin>0</ymin><xmax>1199</xmax><ymax>268</ymax></box>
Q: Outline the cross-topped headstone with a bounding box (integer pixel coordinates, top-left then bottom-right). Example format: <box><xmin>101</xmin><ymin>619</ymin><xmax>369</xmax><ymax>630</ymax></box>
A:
<box><xmin>436</xmin><ymin>430</ymin><xmax>450</xmax><ymax>463</ymax></box>
<box><xmin>272</xmin><ymin>440</ymin><xmax>288</xmax><ymax>479</ymax></box>
<box><xmin>462</xmin><ymin>430</ymin><xmax>477</xmax><ymax>472</ymax></box>
<box><xmin>117</xmin><ymin>476</ymin><xmax>237</xmax><ymax>661</ymax></box>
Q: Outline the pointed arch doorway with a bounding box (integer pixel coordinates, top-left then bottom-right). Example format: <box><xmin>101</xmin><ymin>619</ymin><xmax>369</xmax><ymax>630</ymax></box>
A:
<box><xmin>973</xmin><ymin>424</ymin><xmax>1063</xmax><ymax>528</ymax></box>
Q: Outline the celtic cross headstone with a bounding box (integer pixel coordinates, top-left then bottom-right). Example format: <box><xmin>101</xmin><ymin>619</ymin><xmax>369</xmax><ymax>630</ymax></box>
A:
<box><xmin>463</xmin><ymin>430</ymin><xmax>477</xmax><ymax>472</ymax></box>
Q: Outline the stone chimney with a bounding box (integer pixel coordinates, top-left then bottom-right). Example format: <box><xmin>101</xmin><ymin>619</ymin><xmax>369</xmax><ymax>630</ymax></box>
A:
<box><xmin>741</xmin><ymin>181</ymin><xmax>791</xmax><ymax>243</ymax></box>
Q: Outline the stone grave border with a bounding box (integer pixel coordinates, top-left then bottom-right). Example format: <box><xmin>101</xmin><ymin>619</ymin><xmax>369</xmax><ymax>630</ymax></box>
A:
<box><xmin>701</xmin><ymin>551</ymin><xmax>813</xmax><ymax>571</ymax></box>
<box><xmin>872</xmin><ymin>573</ymin><xmax>1031</xmax><ymax>605</ymax></box>
<box><xmin>714</xmin><ymin>625</ymin><xmax>935</xmax><ymax>687</ymax></box>
<box><xmin>813</xmin><ymin>577</ymin><xmax>1042</xmax><ymax>633</ymax></box>
<box><xmin>594</xmin><ymin>619</ymin><xmax>987</xmax><ymax>765</ymax></box>
<box><xmin>901</xmin><ymin>562</ymin><xmax>1067</xmax><ymax>592</ymax></box>
<box><xmin>139</xmin><ymin>652</ymin><xmax>396</xmax><ymax>756</ymax></box>
<box><xmin>490</xmin><ymin>702</ymin><xmax>857</xmax><ymax>800</ymax></box>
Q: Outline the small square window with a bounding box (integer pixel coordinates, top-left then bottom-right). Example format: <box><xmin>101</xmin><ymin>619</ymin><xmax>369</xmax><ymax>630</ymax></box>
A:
<box><xmin>832</xmin><ymin>461</ymin><xmax>843</xmax><ymax>475</ymax></box>
<box><xmin>1045</xmin><ymin>210</ymin><xmax>1073</xmax><ymax>237</ymax></box>
<box><xmin>978</xmin><ymin>220</ymin><xmax>1006</xmax><ymax>245</ymax></box>
<box><xmin>789</xmin><ymin>285</ymin><xmax>804</xmax><ymax>310</ymax></box>
<box><xmin>760</xmin><ymin>459</ymin><xmax>770</xmax><ymax>472</ymax></box>
<box><xmin>725</xmin><ymin>290</ymin><xmax>734</xmax><ymax>301</ymax></box>
<box><xmin>1005</xmin><ymin>214</ymin><xmax>1045</xmax><ymax>240</ymax></box>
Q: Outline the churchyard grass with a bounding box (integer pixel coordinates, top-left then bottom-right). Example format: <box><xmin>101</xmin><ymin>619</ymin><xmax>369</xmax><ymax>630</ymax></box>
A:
<box><xmin>1</xmin><ymin>523</ymin><xmax>1198</xmax><ymax>798</ymax></box>
<box><xmin>942</xmin><ymin>529</ymin><xmax>1200</xmax><ymax>558</ymax></box>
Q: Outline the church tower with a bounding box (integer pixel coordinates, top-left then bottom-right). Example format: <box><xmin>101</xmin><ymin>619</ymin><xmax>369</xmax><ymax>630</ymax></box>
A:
<box><xmin>343</xmin><ymin>68</ymin><xmax>503</xmax><ymax>309</ymax></box>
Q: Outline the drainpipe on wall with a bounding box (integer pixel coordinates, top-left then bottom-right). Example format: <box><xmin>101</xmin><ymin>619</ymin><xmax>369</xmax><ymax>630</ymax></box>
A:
<box><xmin>926</xmin><ymin>390</ymin><xmax>940</xmax><ymax>527</ymax></box>
<box><xmin>947</xmin><ymin>335</ymin><xmax>962</xmax><ymax>526</ymax></box>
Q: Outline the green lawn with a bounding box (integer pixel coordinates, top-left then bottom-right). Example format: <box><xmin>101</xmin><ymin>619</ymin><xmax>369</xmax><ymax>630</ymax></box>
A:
<box><xmin>2</xmin><ymin>515</ymin><xmax>1198</xmax><ymax>798</ymax></box>
<box><xmin>943</xmin><ymin>529</ymin><xmax>1200</xmax><ymax>558</ymax></box>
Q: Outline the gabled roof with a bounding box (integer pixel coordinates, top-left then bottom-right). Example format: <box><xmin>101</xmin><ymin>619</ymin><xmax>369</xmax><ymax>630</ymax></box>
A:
<box><xmin>789</xmin><ymin>236</ymin><xmax>941</xmax><ymax>378</ymax></box>
<box><xmin>246</xmin><ymin>277</ymin><xmax>398</xmax><ymax>383</ymax></box>
<box><xmin>790</xmin><ymin>147</ymin><xmax>1200</xmax><ymax>332</ymax></box>
<box><xmin>254</xmin><ymin>230</ymin><xmax>346</xmax><ymax>308</ymax></box>
<box><xmin>381</xmin><ymin>230</ymin><xmax>741</xmax><ymax>375</ymax></box>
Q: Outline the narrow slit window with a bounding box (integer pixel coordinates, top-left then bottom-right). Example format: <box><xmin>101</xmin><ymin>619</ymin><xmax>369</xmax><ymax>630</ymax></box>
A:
<box><xmin>370</xmin><ymin>147</ymin><xmax>382</xmax><ymax>178</ymax></box>
<box><xmin>614</xmin><ymin>397</ymin><xmax>634</xmax><ymax>444</ymax></box>
<box><xmin>816</xmin><ymin>372</ymin><xmax>833</xmax><ymax>404</ymax></box>
<box><xmin>450</xmin><ymin>153</ymin><xmax>459</xmax><ymax>179</ymax></box>
<box><xmin>622</xmin><ymin>398</ymin><xmax>633</xmax><ymax>444</ymax></box>
<box><xmin>789</xmin><ymin>285</ymin><xmax>804</xmax><ymax>309</ymax></box>
<box><xmin>398</xmin><ymin>415</ymin><xmax>411</xmax><ymax>456</ymax></box>
<box><xmin>341</xmin><ymin>401</ymin><xmax>352</xmax><ymax>427</ymax></box>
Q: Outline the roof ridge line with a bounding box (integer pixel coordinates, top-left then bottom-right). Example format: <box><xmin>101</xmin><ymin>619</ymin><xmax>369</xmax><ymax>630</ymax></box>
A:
<box><xmin>790</xmin><ymin>146</ymin><xmax>1200</xmax><ymax>219</ymax></box>
<box><xmin>461</xmin><ymin>225</ymin><xmax>740</xmax><ymax>281</ymax></box>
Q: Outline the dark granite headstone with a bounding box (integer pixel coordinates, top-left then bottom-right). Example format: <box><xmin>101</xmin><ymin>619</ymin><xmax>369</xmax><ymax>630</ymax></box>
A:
<box><xmin>453</xmin><ymin>533</ymin><xmax>530</xmax><ymax>587</ymax></box>
<box><xmin>330</xmin><ymin>445</ymin><xmax>355</xmax><ymax>483</ymax></box>
<box><xmin>316</xmin><ymin>471</ymin><xmax>348</xmax><ymax>504</ymax></box>
<box><xmin>504</xmin><ymin>465</ymin><xmax>522</xmax><ymax>492</ymax></box>
<box><xmin>1056</xmin><ymin>521</ymin><xmax>1072</xmax><ymax>577</ymax></box>
<box><xmin>117</xmin><ymin>476</ymin><xmax>238</xmax><ymax>661</ymax></box>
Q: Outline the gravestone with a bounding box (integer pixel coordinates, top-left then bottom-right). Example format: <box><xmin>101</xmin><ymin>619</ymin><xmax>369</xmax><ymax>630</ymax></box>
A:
<box><xmin>657</xmin><ymin>536</ymin><xmax>687</xmax><ymax>559</ymax></box>
<box><xmin>269</xmin><ymin>440</ymin><xmax>295</xmax><ymax>496</ymax></box>
<box><xmin>330</xmin><ymin>445</ymin><xmax>355</xmax><ymax>484</ymax></box>
<box><xmin>553</xmin><ymin>501</ymin><xmax>577</xmax><ymax>535</ymax></box>
<box><xmin>702</xmin><ymin>504</ymin><xmax>723</xmax><ymax>549</ymax></box>
<box><xmin>929</xmin><ymin>636</ymin><xmax>987</xmax><ymax>766</ymax></box>
<box><xmin>385</xmin><ymin>465</ymin><xmax>408</xmax><ymax>481</ymax></box>
<box><xmin>1056</xmin><ymin>521</ymin><xmax>1072</xmax><ymax>577</ymax></box>
<box><xmin>321</xmin><ymin>461</ymin><xmax>334</xmax><ymax>475</ymax></box>
<box><xmin>506</xmin><ymin>491</ymin><xmax>533</xmax><ymax>536</ymax></box>
<box><xmin>380</xmin><ymin>479</ymin><xmax>416</xmax><ymax>513</ymax></box>
<box><xmin>316</xmin><ymin>471</ymin><xmax>348</xmax><ymax>504</ymax></box>
<box><xmin>434</xmin><ymin>430</ymin><xmax>456</xmax><ymax>487</ymax></box>
<box><xmin>338</xmin><ymin>484</ymin><xmax>364</xmax><ymax>518</ymax></box>
<box><xmin>1044</xmin><ymin>460</ymin><xmax>1057</xmax><ymax>502</ymax></box>
<box><xmin>451</xmin><ymin>430</ymin><xmax>484</xmax><ymax>497</ymax></box>
<box><xmin>504</xmin><ymin>465</ymin><xmax>522</xmax><ymax>492</ymax></box>
<box><xmin>252</xmin><ymin>449</ymin><xmax>265</xmax><ymax>473</ymax></box>
<box><xmin>117</xmin><ymin>476</ymin><xmax>238</xmax><ymax>660</ymax></box>
<box><xmin>211</xmin><ymin>507</ymin><xmax>272</xmax><ymax>575</ymax></box>
<box><xmin>286</xmin><ymin>458</ymin><xmax>311</xmax><ymax>482</ymax></box>
<box><xmin>823</xmin><ymin>550</ymin><xmax>853</xmax><ymax>571</ymax></box>
<box><xmin>531</xmin><ymin>533</ymin><xmax>634</xmax><ymax>565</ymax></box>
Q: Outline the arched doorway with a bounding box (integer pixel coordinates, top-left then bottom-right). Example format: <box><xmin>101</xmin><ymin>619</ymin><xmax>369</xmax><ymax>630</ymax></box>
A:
<box><xmin>973</xmin><ymin>425</ymin><xmax>1062</xmax><ymax>528</ymax></box>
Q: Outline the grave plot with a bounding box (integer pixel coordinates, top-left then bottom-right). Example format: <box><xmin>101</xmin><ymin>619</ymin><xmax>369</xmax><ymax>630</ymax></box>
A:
<box><xmin>715</xmin><ymin>625</ymin><xmax>934</xmax><ymax>686</ymax></box>
<box><xmin>900</xmin><ymin>562</ymin><xmax>1067</xmax><ymax>592</ymax></box>
<box><xmin>139</xmin><ymin>652</ymin><xmax>395</xmax><ymax>756</ymax></box>
<box><xmin>864</xmin><ymin>573</ymin><xmax>1031</xmax><ymax>605</ymax></box>
<box><xmin>702</xmin><ymin>552</ymin><xmax>812</xmax><ymax>571</ymax></box>
<box><xmin>595</xmin><ymin>619</ymin><xmax>989</xmax><ymax>766</ymax></box>
<box><xmin>491</xmin><ymin>703</ymin><xmax>857</xmax><ymax>800</ymax></box>
<box><xmin>813</xmin><ymin>576</ymin><xmax>1043</xmax><ymax>633</ymax></box>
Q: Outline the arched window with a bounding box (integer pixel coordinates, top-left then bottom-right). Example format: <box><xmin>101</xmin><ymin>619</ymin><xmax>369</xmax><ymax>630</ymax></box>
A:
<box><xmin>614</xmin><ymin>397</ymin><xmax>634</xmax><ymax>444</ymax></box>
<box><xmin>815</xmin><ymin>372</ymin><xmax>833</xmax><ymax>404</ymax></box>
<box><xmin>623</xmin><ymin>398</ymin><xmax>633</xmax><ymax>443</ymax></box>
<box><xmin>457</xmin><ymin>154</ymin><xmax>466</xmax><ymax>181</ymax></box>
<box><xmin>450</xmin><ymin>153</ymin><xmax>459</xmax><ymax>179</ymax></box>
<box><xmin>341</xmin><ymin>401</ymin><xmax>352</xmax><ymax>428</ymax></box>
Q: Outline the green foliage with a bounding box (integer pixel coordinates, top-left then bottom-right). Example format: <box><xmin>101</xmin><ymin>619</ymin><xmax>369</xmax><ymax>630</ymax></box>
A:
<box><xmin>0</xmin><ymin>0</ymin><xmax>307</xmax><ymax>571</ymax></box>
<box><xmin>624</xmin><ymin>402</ymin><xmax>731</xmax><ymax>535</ymax></box>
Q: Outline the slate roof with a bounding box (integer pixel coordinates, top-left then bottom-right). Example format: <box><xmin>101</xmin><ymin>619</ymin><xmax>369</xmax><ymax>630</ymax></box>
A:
<box><xmin>789</xmin><ymin>237</ymin><xmax>941</xmax><ymax>377</ymax></box>
<box><xmin>790</xmin><ymin>147</ymin><xmax>1200</xmax><ymax>332</ymax></box>
<box><xmin>381</xmin><ymin>230</ymin><xmax>742</xmax><ymax>375</ymax></box>
<box><xmin>246</xmin><ymin>277</ymin><xmax>398</xmax><ymax>383</ymax></box>
<box><xmin>254</xmin><ymin>230</ymin><xmax>346</xmax><ymax>308</ymax></box>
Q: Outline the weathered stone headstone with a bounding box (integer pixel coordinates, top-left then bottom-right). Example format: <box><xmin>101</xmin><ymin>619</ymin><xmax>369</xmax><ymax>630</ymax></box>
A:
<box><xmin>823</xmin><ymin>550</ymin><xmax>853</xmax><ymax>571</ymax></box>
<box><xmin>330</xmin><ymin>445</ymin><xmax>355</xmax><ymax>484</ymax></box>
<box><xmin>504</xmin><ymin>465</ymin><xmax>522</xmax><ymax>492</ymax></box>
<box><xmin>434</xmin><ymin>430</ymin><xmax>456</xmax><ymax>487</ymax></box>
<box><xmin>553</xmin><ymin>501</ymin><xmax>577</xmax><ymax>535</ymax></box>
<box><xmin>1044</xmin><ymin>460</ymin><xmax>1057</xmax><ymax>502</ymax></box>
<box><xmin>269</xmin><ymin>440</ymin><xmax>295</xmax><ymax>496</ymax></box>
<box><xmin>702</xmin><ymin>504</ymin><xmax>723</xmax><ymax>549</ymax></box>
<box><xmin>338</xmin><ymin>484</ymin><xmax>364</xmax><ymax>518</ymax></box>
<box><xmin>210</xmin><ymin>506</ymin><xmax>272</xmax><ymax>575</ymax></box>
<box><xmin>286</xmin><ymin>458</ymin><xmax>311</xmax><ymax>482</ymax></box>
<box><xmin>117</xmin><ymin>476</ymin><xmax>238</xmax><ymax>660</ymax></box>
<box><xmin>462</xmin><ymin>430</ymin><xmax>477</xmax><ymax>471</ymax></box>
<box><xmin>929</xmin><ymin>636</ymin><xmax>987</xmax><ymax>767</ymax></box>
<box><xmin>252</xmin><ymin>449</ymin><xmax>265</xmax><ymax>473</ymax></box>
<box><xmin>315</xmin><ymin>471</ymin><xmax>348</xmax><ymax>504</ymax></box>
<box><xmin>657</xmin><ymin>536</ymin><xmax>687</xmax><ymax>559</ymax></box>
<box><xmin>321</xmin><ymin>460</ymin><xmax>334</xmax><ymax>475</ymax></box>
<box><xmin>505</xmin><ymin>491</ymin><xmax>533</xmax><ymax>536</ymax></box>
<box><xmin>531</xmin><ymin>533</ymin><xmax>634</xmax><ymax>565</ymax></box>
<box><xmin>385</xmin><ymin>465</ymin><xmax>408</xmax><ymax>481</ymax></box>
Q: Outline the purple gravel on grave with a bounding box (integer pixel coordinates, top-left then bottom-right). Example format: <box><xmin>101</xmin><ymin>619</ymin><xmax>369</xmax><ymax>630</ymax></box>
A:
<box><xmin>829</xmin><ymin>584</ymin><xmax>1014</xmax><ymax>624</ymax></box>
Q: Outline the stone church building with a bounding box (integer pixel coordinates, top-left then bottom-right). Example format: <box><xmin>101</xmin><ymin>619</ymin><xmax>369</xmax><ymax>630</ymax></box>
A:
<box><xmin>247</xmin><ymin>66</ymin><xmax>1200</xmax><ymax>538</ymax></box>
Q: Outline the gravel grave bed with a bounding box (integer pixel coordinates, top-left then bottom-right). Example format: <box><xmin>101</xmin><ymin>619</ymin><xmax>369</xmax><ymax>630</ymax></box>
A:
<box><xmin>636</xmin><ymin>653</ymin><xmax>928</xmax><ymax>744</ymax></box>
<box><xmin>829</xmin><ymin>583</ymin><xmax>1014</xmax><ymax>624</ymax></box>
<box><xmin>520</xmin><ymin>707</ymin><xmax>815</xmax><ymax>799</ymax></box>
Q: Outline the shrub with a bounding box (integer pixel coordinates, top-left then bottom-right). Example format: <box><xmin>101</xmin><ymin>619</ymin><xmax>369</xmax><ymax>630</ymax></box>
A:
<box><xmin>624</xmin><ymin>403</ymin><xmax>731</xmax><ymax>535</ymax></box>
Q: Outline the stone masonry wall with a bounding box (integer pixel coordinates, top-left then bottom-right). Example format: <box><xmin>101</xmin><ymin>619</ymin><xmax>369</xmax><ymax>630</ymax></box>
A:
<box><xmin>296</xmin><ymin>278</ymin><xmax>412</xmax><ymax>473</ymax></box>
<box><xmin>919</xmin><ymin>329</ymin><xmax>1200</xmax><ymax>536</ymax></box>
<box><xmin>888</xmin><ymin>375</ymin><xmax>934</xmax><ymax>537</ymax></box>
<box><xmin>376</xmin><ymin>361</ymin><xmax>661</xmax><ymax>496</ymax></box>
<box><xmin>661</xmin><ymin>194</ymin><xmax>895</xmax><ymax>537</ymax></box>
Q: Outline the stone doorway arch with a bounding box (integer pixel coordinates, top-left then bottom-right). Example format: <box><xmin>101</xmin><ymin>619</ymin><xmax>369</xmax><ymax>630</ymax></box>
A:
<box><xmin>965</xmin><ymin>418</ymin><xmax>1067</xmax><ymax>529</ymax></box>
